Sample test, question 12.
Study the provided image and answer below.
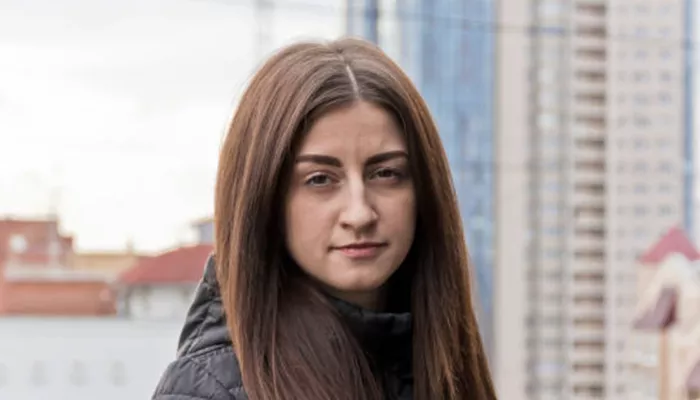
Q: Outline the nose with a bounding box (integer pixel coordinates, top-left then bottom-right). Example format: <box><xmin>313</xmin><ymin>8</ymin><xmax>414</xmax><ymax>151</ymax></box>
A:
<box><xmin>339</xmin><ymin>179</ymin><xmax>378</xmax><ymax>233</ymax></box>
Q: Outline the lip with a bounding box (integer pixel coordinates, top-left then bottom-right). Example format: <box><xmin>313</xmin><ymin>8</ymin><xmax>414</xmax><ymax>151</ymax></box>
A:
<box><xmin>333</xmin><ymin>242</ymin><xmax>388</xmax><ymax>259</ymax></box>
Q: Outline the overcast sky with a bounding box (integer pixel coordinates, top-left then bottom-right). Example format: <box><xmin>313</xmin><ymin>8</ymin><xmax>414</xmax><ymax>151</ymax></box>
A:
<box><xmin>0</xmin><ymin>0</ymin><xmax>344</xmax><ymax>252</ymax></box>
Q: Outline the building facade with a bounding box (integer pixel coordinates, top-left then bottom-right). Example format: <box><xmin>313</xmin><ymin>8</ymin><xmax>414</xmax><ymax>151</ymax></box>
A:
<box><xmin>0</xmin><ymin>317</ymin><xmax>182</xmax><ymax>400</ymax></box>
<box><xmin>345</xmin><ymin>0</ymin><xmax>496</xmax><ymax>357</ymax></box>
<box><xmin>494</xmin><ymin>1</ymin><xmax>695</xmax><ymax>399</ymax></box>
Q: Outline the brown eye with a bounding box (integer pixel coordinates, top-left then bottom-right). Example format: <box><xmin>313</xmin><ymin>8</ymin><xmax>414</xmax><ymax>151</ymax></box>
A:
<box><xmin>305</xmin><ymin>173</ymin><xmax>333</xmax><ymax>187</ymax></box>
<box><xmin>371</xmin><ymin>168</ymin><xmax>403</xmax><ymax>180</ymax></box>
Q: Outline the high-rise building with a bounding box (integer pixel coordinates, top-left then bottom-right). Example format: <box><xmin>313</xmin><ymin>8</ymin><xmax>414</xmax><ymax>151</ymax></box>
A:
<box><xmin>494</xmin><ymin>1</ymin><xmax>695</xmax><ymax>399</ymax></box>
<box><xmin>345</xmin><ymin>0</ymin><xmax>497</xmax><ymax>358</ymax></box>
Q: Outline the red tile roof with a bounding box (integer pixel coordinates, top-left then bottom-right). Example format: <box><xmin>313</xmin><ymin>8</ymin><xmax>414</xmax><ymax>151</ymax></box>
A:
<box><xmin>639</xmin><ymin>227</ymin><xmax>700</xmax><ymax>264</ymax></box>
<box><xmin>117</xmin><ymin>244</ymin><xmax>213</xmax><ymax>285</ymax></box>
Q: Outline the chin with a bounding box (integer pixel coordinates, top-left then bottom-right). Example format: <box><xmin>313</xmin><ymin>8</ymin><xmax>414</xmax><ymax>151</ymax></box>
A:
<box><xmin>326</xmin><ymin>269</ymin><xmax>393</xmax><ymax>294</ymax></box>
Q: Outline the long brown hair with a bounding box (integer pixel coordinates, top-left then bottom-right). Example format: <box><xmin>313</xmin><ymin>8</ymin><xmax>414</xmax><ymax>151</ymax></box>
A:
<box><xmin>215</xmin><ymin>38</ymin><xmax>496</xmax><ymax>400</ymax></box>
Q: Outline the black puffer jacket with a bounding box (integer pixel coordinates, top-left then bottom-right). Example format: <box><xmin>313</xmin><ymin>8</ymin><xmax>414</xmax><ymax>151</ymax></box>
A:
<box><xmin>152</xmin><ymin>256</ymin><xmax>414</xmax><ymax>399</ymax></box>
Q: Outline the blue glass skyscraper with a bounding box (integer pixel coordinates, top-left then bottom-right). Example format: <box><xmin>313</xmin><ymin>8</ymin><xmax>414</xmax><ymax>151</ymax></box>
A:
<box><xmin>346</xmin><ymin>0</ymin><xmax>495</xmax><ymax>356</ymax></box>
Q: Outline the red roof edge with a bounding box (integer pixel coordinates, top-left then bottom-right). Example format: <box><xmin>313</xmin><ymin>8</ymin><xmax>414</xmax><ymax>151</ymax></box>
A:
<box><xmin>638</xmin><ymin>227</ymin><xmax>700</xmax><ymax>264</ymax></box>
<box><xmin>117</xmin><ymin>244</ymin><xmax>213</xmax><ymax>285</ymax></box>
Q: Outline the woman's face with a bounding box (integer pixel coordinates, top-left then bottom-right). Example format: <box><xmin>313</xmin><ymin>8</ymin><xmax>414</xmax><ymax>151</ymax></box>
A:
<box><xmin>284</xmin><ymin>101</ymin><xmax>416</xmax><ymax>310</ymax></box>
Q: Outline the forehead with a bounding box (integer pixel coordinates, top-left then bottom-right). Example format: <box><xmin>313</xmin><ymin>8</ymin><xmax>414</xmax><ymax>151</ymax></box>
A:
<box><xmin>298</xmin><ymin>101</ymin><xmax>405</xmax><ymax>154</ymax></box>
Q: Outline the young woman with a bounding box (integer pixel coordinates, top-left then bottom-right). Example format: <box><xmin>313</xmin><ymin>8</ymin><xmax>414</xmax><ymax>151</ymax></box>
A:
<box><xmin>153</xmin><ymin>38</ymin><xmax>496</xmax><ymax>400</ymax></box>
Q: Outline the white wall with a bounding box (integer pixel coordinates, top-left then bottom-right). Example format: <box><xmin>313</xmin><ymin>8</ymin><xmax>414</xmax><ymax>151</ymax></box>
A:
<box><xmin>125</xmin><ymin>285</ymin><xmax>196</xmax><ymax>320</ymax></box>
<box><xmin>0</xmin><ymin>317</ymin><xmax>183</xmax><ymax>400</ymax></box>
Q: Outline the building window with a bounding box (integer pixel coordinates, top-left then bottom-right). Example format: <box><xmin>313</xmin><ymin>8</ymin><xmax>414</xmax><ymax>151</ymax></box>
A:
<box><xmin>635</xmin><ymin>5</ymin><xmax>649</xmax><ymax>14</ymax></box>
<box><xmin>657</xmin><ymin>140</ymin><xmax>671</xmax><ymax>151</ymax></box>
<box><xmin>634</xmin><ymin>94</ymin><xmax>649</xmax><ymax>106</ymax></box>
<box><xmin>544</xmin><ymin>182</ymin><xmax>561</xmax><ymax>193</ymax></box>
<box><xmin>659</xmin><ymin>162</ymin><xmax>673</xmax><ymax>173</ymax></box>
<box><xmin>543</xmin><ymin>204</ymin><xmax>560</xmax><ymax>216</ymax></box>
<box><xmin>633</xmin><ymin>115</ymin><xmax>650</xmax><ymax>127</ymax></box>
<box><xmin>635</xmin><ymin>49</ymin><xmax>648</xmax><ymax>60</ymax></box>
<box><xmin>633</xmin><ymin>71</ymin><xmax>650</xmax><ymax>82</ymax></box>
<box><xmin>659</xmin><ymin>27</ymin><xmax>672</xmax><ymax>38</ymax></box>
<box><xmin>633</xmin><ymin>184</ymin><xmax>647</xmax><ymax>194</ymax></box>
<box><xmin>633</xmin><ymin>138</ymin><xmax>646</xmax><ymax>149</ymax></box>
<box><xmin>30</xmin><ymin>361</ymin><xmax>48</xmax><ymax>386</ymax></box>
<box><xmin>539</xmin><ymin>1</ymin><xmax>565</xmax><ymax>17</ymax></box>
<box><xmin>633</xmin><ymin>162</ymin><xmax>648</xmax><ymax>172</ymax></box>
<box><xmin>635</xmin><ymin>26</ymin><xmax>648</xmax><ymax>37</ymax></box>
<box><xmin>544</xmin><ymin>249</ymin><xmax>562</xmax><ymax>260</ymax></box>
<box><xmin>8</xmin><ymin>234</ymin><xmax>28</xmax><ymax>254</ymax></box>
<box><xmin>69</xmin><ymin>360</ymin><xmax>87</xmax><ymax>386</ymax></box>
<box><xmin>109</xmin><ymin>361</ymin><xmax>127</xmax><ymax>386</ymax></box>
<box><xmin>539</xmin><ymin>91</ymin><xmax>559</xmax><ymax>108</ymax></box>
<box><xmin>538</xmin><ymin>68</ymin><xmax>557</xmax><ymax>84</ymax></box>
<box><xmin>538</xmin><ymin>113</ymin><xmax>560</xmax><ymax>129</ymax></box>
<box><xmin>659</xmin><ymin>92</ymin><xmax>672</xmax><ymax>105</ymax></box>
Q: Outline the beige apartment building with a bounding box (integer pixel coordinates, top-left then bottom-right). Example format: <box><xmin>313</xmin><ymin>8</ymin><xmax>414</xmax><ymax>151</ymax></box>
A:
<box><xmin>494</xmin><ymin>1</ymin><xmax>694</xmax><ymax>399</ymax></box>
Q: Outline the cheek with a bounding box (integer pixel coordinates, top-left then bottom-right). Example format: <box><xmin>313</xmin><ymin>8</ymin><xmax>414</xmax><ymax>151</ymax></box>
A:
<box><xmin>285</xmin><ymin>194</ymin><xmax>332</xmax><ymax>259</ymax></box>
<box><xmin>379</xmin><ymin>189</ymin><xmax>416</xmax><ymax>244</ymax></box>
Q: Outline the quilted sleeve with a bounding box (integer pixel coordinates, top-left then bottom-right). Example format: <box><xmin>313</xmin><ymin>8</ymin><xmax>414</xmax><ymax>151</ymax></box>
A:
<box><xmin>152</xmin><ymin>356</ymin><xmax>233</xmax><ymax>400</ymax></box>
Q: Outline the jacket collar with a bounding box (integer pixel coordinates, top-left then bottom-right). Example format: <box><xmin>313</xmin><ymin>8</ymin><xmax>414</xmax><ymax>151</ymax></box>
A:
<box><xmin>178</xmin><ymin>255</ymin><xmax>412</xmax><ymax>368</ymax></box>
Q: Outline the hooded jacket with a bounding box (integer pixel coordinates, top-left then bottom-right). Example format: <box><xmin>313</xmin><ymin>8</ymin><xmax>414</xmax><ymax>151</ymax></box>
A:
<box><xmin>151</xmin><ymin>256</ymin><xmax>413</xmax><ymax>400</ymax></box>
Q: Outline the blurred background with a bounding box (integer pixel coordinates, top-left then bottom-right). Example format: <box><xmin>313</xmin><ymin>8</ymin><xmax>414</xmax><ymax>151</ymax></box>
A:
<box><xmin>0</xmin><ymin>0</ymin><xmax>698</xmax><ymax>399</ymax></box>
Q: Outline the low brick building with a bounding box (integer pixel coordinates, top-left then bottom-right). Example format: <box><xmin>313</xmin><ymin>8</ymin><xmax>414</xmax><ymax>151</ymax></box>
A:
<box><xmin>0</xmin><ymin>217</ymin><xmax>115</xmax><ymax>316</ymax></box>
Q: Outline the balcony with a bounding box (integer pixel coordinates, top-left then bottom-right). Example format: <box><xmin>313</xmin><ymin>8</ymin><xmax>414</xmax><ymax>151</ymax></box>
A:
<box><xmin>574</xmin><ymin>169</ymin><xmax>605</xmax><ymax>186</ymax></box>
<box><xmin>571</xmin><ymin>261</ymin><xmax>605</xmax><ymax>276</ymax></box>
<box><xmin>575</xmin><ymin>1</ymin><xmax>606</xmax><ymax>13</ymax></box>
<box><xmin>574</xmin><ymin>42</ymin><xmax>607</xmax><ymax>59</ymax></box>
<box><xmin>573</xmin><ymin>193</ymin><xmax>605</xmax><ymax>208</ymax></box>
<box><xmin>574</xmin><ymin>148</ymin><xmax>605</xmax><ymax>164</ymax></box>
<box><xmin>574</xmin><ymin>100</ymin><xmax>605</xmax><ymax>116</ymax></box>
<box><xmin>572</xmin><ymin>74</ymin><xmax>606</xmax><ymax>93</ymax></box>
<box><xmin>575</xmin><ymin>215</ymin><xmax>605</xmax><ymax>232</ymax></box>
<box><xmin>571</xmin><ymin>319</ymin><xmax>605</xmax><ymax>336</ymax></box>
<box><xmin>569</xmin><ymin>369</ymin><xmax>605</xmax><ymax>388</ymax></box>
<box><xmin>571</xmin><ymin>280</ymin><xmax>605</xmax><ymax>297</ymax></box>
<box><xmin>569</xmin><ymin>346</ymin><xmax>605</xmax><ymax>363</ymax></box>
<box><xmin>571</xmin><ymin>303</ymin><xmax>605</xmax><ymax>320</ymax></box>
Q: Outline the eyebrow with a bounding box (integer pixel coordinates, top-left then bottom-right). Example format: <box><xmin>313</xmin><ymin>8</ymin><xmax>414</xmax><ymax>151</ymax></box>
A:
<box><xmin>295</xmin><ymin>150</ymin><xmax>408</xmax><ymax>167</ymax></box>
